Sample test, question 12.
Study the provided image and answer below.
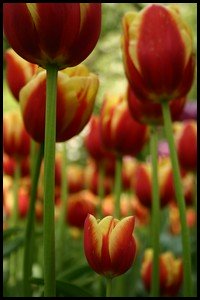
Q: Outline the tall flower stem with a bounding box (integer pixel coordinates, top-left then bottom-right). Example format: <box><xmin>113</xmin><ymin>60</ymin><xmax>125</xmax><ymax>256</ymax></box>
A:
<box><xmin>43</xmin><ymin>65</ymin><xmax>58</xmax><ymax>297</ymax></box>
<box><xmin>114</xmin><ymin>155</ymin><xmax>123</xmax><ymax>219</ymax></box>
<box><xmin>23</xmin><ymin>143</ymin><xmax>44</xmax><ymax>297</ymax></box>
<box><xmin>57</xmin><ymin>142</ymin><xmax>68</xmax><ymax>273</ymax></box>
<box><xmin>97</xmin><ymin>162</ymin><xmax>105</xmax><ymax>218</ymax></box>
<box><xmin>12</xmin><ymin>160</ymin><xmax>21</xmax><ymax>226</ymax></box>
<box><xmin>106</xmin><ymin>277</ymin><xmax>112</xmax><ymax>297</ymax></box>
<box><xmin>150</xmin><ymin>125</ymin><xmax>160</xmax><ymax>297</ymax></box>
<box><xmin>162</xmin><ymin>101</ymin><xmax>192</xmax><ymax>297</ymax></box>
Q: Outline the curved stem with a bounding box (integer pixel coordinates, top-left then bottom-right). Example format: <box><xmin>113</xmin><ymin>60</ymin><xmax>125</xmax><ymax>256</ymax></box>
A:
<box><xmin>23</xmin><ymin>143</ymin><xmax>44</xmax><ymax>296</ymax></box>
<box><xmin>56</xmin><ymin>142</ymin><xmax>68</xmax><ymax>273</ymax></box>
<box><xmin>106</xmin><ymin>277</ymin><xmax>112</xmax><ymax>297</ymax></box>
<box><xmin>12</xmin><ymin>160</ymin><xmax>21</xmax><ymax>226</ymax></box>
<box><xmin>114</xmin><ymin>155</ymin><xmax>122</xmax><ymax>219</ymax></box>
<box><xmin>43</xmin><ymin>65</ymin><xmax>58</xmax><ymax>297</ymax></box>
<box><xmin>162</xmin><ymin>101</ymin><xmax>192</xmax><ymax>296</ymax></box>
<box><xmin>150</xmin><ymin>126</ymin><xmax>160</xmax><ymax>297</ymax></box>
<box><xmin>97</xmin><ymin>162</ymin><xmax>105</xmax><ymax>218</ymax></box>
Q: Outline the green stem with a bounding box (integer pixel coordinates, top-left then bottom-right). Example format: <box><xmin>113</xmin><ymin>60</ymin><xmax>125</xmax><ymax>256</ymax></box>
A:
<box><xmin>23</xmin><ymin>143</ymin><xmax>44</xmax><ymax>296</ymax></box>
<box><xmin>12</xmin><ymin>160</ymin><xmax>21</xmax><ymax>226</ymax></box>
<box><xmin>43</xmin><ymin>65</ymin><xmax>58</xmax><ymax>297</ymax></box>
<box><xmin>162</xmin><ymin>101</ymin><xmax>192</xmax><ymax>296</ymax></box>
<box><xmin>106</xmin><ymin>277</ymin><xmax>112</xmax><ymax>297</ymax></box>
<box><xmin>56</xmin><ymin>142</ymin><xmax>68</xmax><ymax>273</ymax></box>
<box><xmin>97</xmin><ymin>162</ymin><xmax>105</xmax><ymax>218</ymax></box>
<box><xmin>114</xmin><ymin>155</ymin><xmax>122</xmax><ymax>219</ymax></box>
<box><xmin>150</xmin><ymin>126</ymin><xmax>160</xmax><ymax>297</ymax></box>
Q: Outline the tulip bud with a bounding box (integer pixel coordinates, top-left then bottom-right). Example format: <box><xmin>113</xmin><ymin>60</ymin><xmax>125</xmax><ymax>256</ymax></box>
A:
<box><xmin>3</xmin><ymin>4</ymin><xmax>101</xmax><ymax>69</ymax></box>
<box><xmin>67</xmin><ymin>190</ymin><xmax>98</xmax><ymax>228</ymax></box>
<box><xmin>122</xmin><ymin>4</ymin><xmax>195</xmax><ymax>103</ymax></box>
<box><xmin>3</xmin><ymin>154</ymin><xmax>30</xmax><ymax>178</ymax></box>
<box><xmin>84</xmin><ymin>214</ymin><xmax>136</xmax><ymax>277</ymax></box>
<box><xmin>127</xmin><ymin>85</ymin><xmax>187</xmax><ymax>125</ymax></box>
<box><xmin>4</xmin><ymin>187</ymin><xmax>29</xmax><ymax>219</ymax></box>
<box><xmin>5</xmin><ymin>48</ymin><xmax>37</xmax><ymax>100</ymax></box>
<box><xmin>67</xmin><ymin>165</ymin><xmax>85</xmax><ymax>194</ymax></box>
<box><xmin>174</xmin><ymin>121</ymin><xmax>197</xmax><ymax>171</ymax></box>
<box><xmin>19</xmin><ymin>65</ymin><xmax>99</xmax><ymax>143</ymax></box>
<box><xmin>85</xmin><ymin>115</ymin><xmax>116</xmax><ymax>163</ymax></box>
<box><xmin>100</xmin><ymin>92</ymin><xmax>148</xmax><ymax>156</ymax></box>
<box><xmin>3</xmin><ymin>110</ymin><xmax>31</xmax><ymax>159</ymax></box>
<box><xmin>141</xmin><ymin>249</ymin><xmax>183</xmax><ymax>296</ymax></box>
<box><xmin>122</xmin><ymin>156</ymin><xmax>138</xmax><ymax>190</ymax></box>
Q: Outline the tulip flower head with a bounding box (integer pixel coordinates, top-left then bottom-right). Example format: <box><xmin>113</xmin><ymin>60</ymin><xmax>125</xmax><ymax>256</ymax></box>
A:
<box><xmin>19</xmin><ymin>64</ymin><xmax>99</xmax><ymax>143</ymax></box>
<box><xmin>84</xmin><ymin>214</ymin><xmax>136</xmax><ymax>278</ymax></box>
<box><xmin>5</xmin><ymin>48</ymin><xmax>37</xmax><ymax>101</ymax></box>
<box><xmin>3</xmin><ymin>3</ymin><xmax>101</xmax><ymax>69</ymax></box>
<box><xmin>141</xmin><ymin>249</ymin><xmax>183</xmax><ymax>296</ymax></box>
<box><xmin>122</xmin><ymin>4</ymin><xmax>195</xmax><ymax>103</ymax></box>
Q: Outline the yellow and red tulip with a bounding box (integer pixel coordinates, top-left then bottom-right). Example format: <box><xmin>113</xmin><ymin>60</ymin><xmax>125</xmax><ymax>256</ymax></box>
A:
<box><xmin>127</xmin><ymin>84</ymin><xmax>187</xmax><ymax>125</ymax></box>
<box><xmin>122</xmin><ymin>4</ymin><xmax>195</xmax><ymax>103</ymax></box>
<box><xmin>84</xmin><ymin>214</ymin><xmax>136</xmax><ymax>277</ymax></box>
<box><xmin>100</xmin><ymin>92</ymin><xmax>148</xmax><ymax>156</ymax></box>
<box><xmin>141</xmin><ymin>249</ymin><xmax>183</xmax><ymax>296</ymax></box>
<box><xmin>3</xmin><ymin>110</ymin><xmax>31</xmax><ymax>159</ymax></box>
<box><xmin>5</xmin><ymin>48</ymin><xmax>37</xmax><ymax>101</ymax></box>
<box><xmin>66</xmin><ymin>190</ymin><xmax>98</xmax><ymax>229</ymax></box>
<box><xmin>3</xmin><ymin>153</ymin><xmax>30</xmax><ymax>178</ymax></box>
<box><xmin>3</xmin><ymin>4</ymin><xmax>101</xmax><ymax>69</ymax></box>
<box><xmin>122</xmin><ymin>156</ymin><xmax>138</xmax><ymax>190</ymax></box>
<box><xmin>19</xmin><ymin>65</ymin><xmax>99</xmax><ymax>143</ymax></box>
<box><xmin>174</xmin><ymin>121</ymin><xmax>197</xmax><ymax>171</ymax></box>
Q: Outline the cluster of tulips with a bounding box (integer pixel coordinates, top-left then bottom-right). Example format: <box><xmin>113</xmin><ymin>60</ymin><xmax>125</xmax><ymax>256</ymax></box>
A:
<box><xmin>3</xmin><ymin>3</ymin><xmax>196</xmax><ymax>297</ymax></box>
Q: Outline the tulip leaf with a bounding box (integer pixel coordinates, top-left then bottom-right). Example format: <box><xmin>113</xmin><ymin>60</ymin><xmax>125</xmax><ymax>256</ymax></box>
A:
<box><xmin>3</xmin><ymin>227</ymin><xmax>23</xmax><ymax>240</ymax></box>
<box><xmin>3</xmin><ymin>236</ymin><xmax>24</xmax><ymax>257</ymax></box>
<box><xmin>57</xmin><ymin>263</ymin><xmax>92</xmax><ymax>281</ymax></box>
<box><xmin>31</xmin><ymin>277</ymin><xmax>93</xmax><ymax>297</ymax></box>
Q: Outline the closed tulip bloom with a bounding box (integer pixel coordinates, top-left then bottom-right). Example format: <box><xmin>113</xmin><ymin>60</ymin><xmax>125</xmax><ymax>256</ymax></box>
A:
<box><xmin>127</xmin><ymin>85</ymin><xmax>187</xmax><ymax>125</ymax></box>
<box><xmin>4</xmin><ymin>187</ymin><xmax>29</xmax><ymax>219</ymax></box>
<box><xmin>100</xmin><ymin>92</ymin><xmax>148</xmax><ymax>156</ymax></box>
<box><xmin>19</xmin><ymin>65</ymin><xmax>99</xmax><ymax>143</ymax></box>
<box><xmin>3</xmin><ymin>4</ymin><xmax>101</xmax><ymax>69</ymax></box>
<box><xmin>5</xmin><ymin>48</ymin><xmax>37</xmax><ymax>100</ymax></box>
<box><xmin>67</xmin><ymin>190</ymin><xmax>98</xmax><ymax>228</ymax></box>
<box><xmin>67</xmin><ymin>165</ymin><xmax>85</xmax><ymax>194</ymax></box>
<box><xmin>84</xmin><ymin>214</ymin><xmax>136</xmax><ymax>277</ymax></box>
<box><xmin>122</xmin><ymin>156</ymin><xmax>138</xmax><ymax>190</ymax></box>
<box><xmin>141</xmin><ymin>249</ymin><xmax>183</xmax><ymax>296</ymax></box>
<box><xmin>173</xmin><ymin>121</ymin><xmax>197</xmax><ymax>171</ymax></box>
<box><xmin>3</xmin><ymin>110</ymin><xmax>31</xmax><ymax>159</ymax></box>
<box><xmin>85</xmin><ymin>115</ymin><xmax>116</xmax><ymax>163</ymax></box>
<box><xmin>3</xmin><ymin>154</ymin><xmax>30</xmax><ymax>178</ymax></box>
<box><xmin>122</xmin><ymin>4</ymin><xmax>195</xmax><ymax>103</ymax></box>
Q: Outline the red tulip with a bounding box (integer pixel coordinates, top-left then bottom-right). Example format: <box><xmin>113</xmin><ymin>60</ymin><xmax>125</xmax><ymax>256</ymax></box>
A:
<box><xmin>174</xmin><ymin>121</ymin><xmax>197</xmax><ymax>171</ymax></box>
<box><xmin>5</xmin><ymin>48</ymin><xmax>37</xmax><ymax>101</ymax></box>
<box><xmin>66</xmin><ymin>190</ymin><xmax>98</xmax><ymax>228</ymax></box>
<box><xmin>4</xmin><ymin>187</ymin><xmax>29</xmax><ymax>219</ymax></box>
<box><xmin>3</xmin><ymin>154</ymin><xmax>30</xmax><ymax>178</ymax></box>
<box><xmin>122</xmin><ymin>156</ymin><xmax>138</xmax><ymax>190</ymax></box>
<box><xmin>3</xmin><ymin>110</ymin><xmax>31</xmax><ymax>159</ymax></box>
<box><xmin>122</xmin><ymin>4</ymin><xmax>195</xmax><ymax>103</ymax></box>
<box><xmin>100</xmin><ymin>92</ymin><xmax>148</xmax><ymax>156</ymax></box>
<box><xmin>84</xmin><ymin>214</ymin><xmax>136</xmax><ymax>277</ymax></box>
<box><xmin>67</xmin><ymin>165</ymin><xmax>85</xmax><ymax>194</ymax></box>
<box><xmin>3</xmin><ymin>4</ymin><xmax>101</xmax><ymax>69</ymax></box>
<box><xmin>85</xmin><ymin>115</ymin><xmax>116</xmax><ymax>163</ymax></box>
<box><xmin>141</xmin><ymin>249</ymin><xmax>183</xmax><ymax>296</ymax></box>
<box><xmin>127</xmin><ymin>85</ymin><xmax>187</xmax><ymax>125</ymax></box>
<box><xmin>19</xmin><ymin>65</ymin><xmax>99</xmax><ymax>143</ymax></box>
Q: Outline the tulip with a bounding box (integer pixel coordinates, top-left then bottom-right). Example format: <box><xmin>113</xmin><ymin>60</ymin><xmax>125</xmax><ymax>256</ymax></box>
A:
<box><xmin>100</xmin><ymin>92</ymin><xmax>148</xmax><ymax>156</ymax></box>
<box><xmin>174</xmin><ymin>121</ymin><xmax>197</xmax><ymax>171</ymax></box>
<box><xmin>141</xmin><ymin>249</ymin><xmax>183</xmax><ymax>296</ymax></box>
<box><xmin>3</xmin><ymin>153</ymin><xmax>30</xmax><ymax>178</ymax></box>
<box><xmin>19</xmin><ymin>65</ymin><xmax>99</xmax><ymax>143</ymax></box>
<box><xmin>122</xmin><ymin>4</ymin><xmax>195</xmax><ymax>103</ymax></box>
<box><xmin>3</xmin><ymin>4</ymin><xmax>101</xmax><ymax>70</ymax></box>
<box><xmin>4</xmin><ymin>187</ymin><xmax>29</xmax><ymax>219</ymax></box>
<box><xmin>67</xmin><ymin>165</ymin><xmax>85</xmax><ymax>194</ymax></box>
<box><xmin>5</xmin><ymin>48</ymin><xmax>37</xmax><ymax>100</ymax></box>
<box><xmin>3</xmin><ymin>110</ymin><xmax>31</xmax><ymax>159</ymax></box>
<box><xmin>66</xmin><ymin>190</ymin><xmax>98</xmax><ymax>228</ymax></box>
<box><xmin>122</xmin><ymin>156</ymin><xmax>138</xmax><ymax>190</ymax></box>
<box><xmin>178</xmin><ymin>101</ymin><xmax>197</xmax><ymax>121</ymax></box>
<box><xmin>127</xmin><ymin>85</ymin><xmax>187</xmax><ymax>125</ymax></box>
<box><xmin>84</xmin><ymin>214</ymin><xmax>136</xmax><ymax>278</ymax></box>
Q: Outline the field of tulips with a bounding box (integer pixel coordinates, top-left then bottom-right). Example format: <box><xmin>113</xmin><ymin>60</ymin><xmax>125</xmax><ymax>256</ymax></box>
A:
<box><xmin>3</xmin><ymin>3</ymin><xmax>197</xmax><ymax>297</ymax></box>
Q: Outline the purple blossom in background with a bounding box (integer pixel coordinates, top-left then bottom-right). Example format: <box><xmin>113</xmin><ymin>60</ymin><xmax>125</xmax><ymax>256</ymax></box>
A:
<box><xmin>158</xmin><ymin>140</ymin><xmax>170</xmax><ymax>157</ymax></box>
<box><xmin>178</xmin><ymin>101</ymin><xmax>197</xmax><ymax>121</ymax></box>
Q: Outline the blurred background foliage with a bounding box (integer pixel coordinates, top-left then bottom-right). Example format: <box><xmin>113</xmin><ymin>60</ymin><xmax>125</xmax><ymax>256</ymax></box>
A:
<box><xmin>3</xmin><ymin>3</ymin><xmax>197</xmax><ymax>164</ymax></box>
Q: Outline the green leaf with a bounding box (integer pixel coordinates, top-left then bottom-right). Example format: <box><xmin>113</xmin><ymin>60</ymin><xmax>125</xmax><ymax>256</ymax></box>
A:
<box><xmin>3</xmin><ymin>236</ymin><xmax>24</xmax><ymax>257</ymax></box>
<box><xmin>57</xmin><ymin>263</ymin><xmax>92</xmax><ymax>281</ymax></box>
<box><xmin>31</xmin><ymin>277</ymin><xmax>93</xmax><ymax>297</ymax></box>
<box><xmin>3</xmin><ymin>227</ymin><xmax>22</xmax><ymax>240</ymax></box>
